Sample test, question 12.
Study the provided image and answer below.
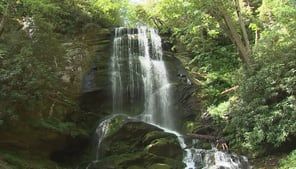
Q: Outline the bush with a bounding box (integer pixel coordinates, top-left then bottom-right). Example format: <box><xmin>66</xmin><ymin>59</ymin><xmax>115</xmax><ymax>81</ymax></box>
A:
<box><xmin>280</xmin><ymin>150</ymin><xmax>296</xmax><ymax>169</ymax></box>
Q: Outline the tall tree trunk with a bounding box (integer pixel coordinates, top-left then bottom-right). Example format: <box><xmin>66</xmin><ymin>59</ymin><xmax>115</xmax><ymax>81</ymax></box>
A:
<box><xmin>221</xmin><ymin>8</ymin><xmax>253</xmax><ymax>67</ymax></box>
<box><xmin>234</xmin><ymin>0</ymin><xmax>251</xmax><ymax>58</ymax></box>
<box><xmin>208</xmin><ymin>3</ymin><xmax>253</xmax><ymax>68</ymax></box>
<box><xmin>0</xmin><ymin>4</ymin><xmax>9</xmax><ymax>37</ymax></box>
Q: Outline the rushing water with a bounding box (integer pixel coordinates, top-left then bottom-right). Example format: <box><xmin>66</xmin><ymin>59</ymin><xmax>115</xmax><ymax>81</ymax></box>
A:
<box><xmin>96</xmin><ymin>26</ymin><xmax>250</xmax><ymax>169</ymax></box>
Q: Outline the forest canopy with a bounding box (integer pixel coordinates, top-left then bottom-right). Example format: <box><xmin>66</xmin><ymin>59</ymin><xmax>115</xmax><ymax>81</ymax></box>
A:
<box><xmin>127</xmin><ymin>0</ymin><xmax>296</xmax><ymax>156</ymax></box>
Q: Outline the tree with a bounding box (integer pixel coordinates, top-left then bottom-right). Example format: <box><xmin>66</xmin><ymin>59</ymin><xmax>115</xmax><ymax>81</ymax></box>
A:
<box><xmin>194</xmin><ymin>0</ymin><xmax>253</xmax><ymax>68</ymax></box>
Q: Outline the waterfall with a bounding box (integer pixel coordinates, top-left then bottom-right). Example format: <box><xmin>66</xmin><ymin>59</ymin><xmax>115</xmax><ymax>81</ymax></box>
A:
<box><xmin>111</xmin><ymin>28</ymin><xmax>124</xmax><ymax>114</ymax></box>
<box><xmin>138</xmin><ymin>26</ymin><xmax>174</xmax><ymax>129</ymax></box>
<box><xmin>98</xmin><ymin>26</ymin><xmax>250</xmax><ymax>169</ymax></box>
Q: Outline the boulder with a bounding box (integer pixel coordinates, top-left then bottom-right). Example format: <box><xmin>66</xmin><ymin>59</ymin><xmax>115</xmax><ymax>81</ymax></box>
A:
<box><xmin>89</xmin><ymin>116</ymin><xmax>184</xmax><ymax>169</ymax></box>
<box><xmin>148</xmin><ymin>163</ymin><xmax>171</xmax><ymax>169</ymax></box>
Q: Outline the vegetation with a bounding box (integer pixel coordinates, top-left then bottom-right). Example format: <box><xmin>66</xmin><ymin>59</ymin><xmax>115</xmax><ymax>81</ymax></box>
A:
<box><xmin>280</xmin><ymin>150</ymin><xmax>296</xmax><ymax>169</ymax></box>
<box><xmin>0</xmin><ymin>0</ymin><xmax>125</xmax><ymax>128</ymax></box>
<box><xmin>0</xmin><ymin>0</ymin><xmax>125</xmax><ymax>167</ymax></box>
<box><xmin>128</xmin><ymin>0</ymin><xmax>296</xmax><ymax>163</ymax></box>
<box><xmin>1</xmin><ymin>0</ymin><xmax>295</xmax><ymax>168</ymax></box>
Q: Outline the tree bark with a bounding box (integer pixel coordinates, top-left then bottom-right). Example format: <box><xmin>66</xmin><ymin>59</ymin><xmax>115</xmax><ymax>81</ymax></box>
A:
<box><xmin>208</xmin><ymin>4</ymin><xmax>253</xmax><ymax>68</ymax></box>
<box><xmin>0</xmin><ymin>4</ymin><xmax>9</xmax><ymax>37</ymax></box>
<box><xmin>220</xmin><ymin>9</ymin><xmax>252</xmax><ymax>67</ymax></box>
<box><xmin>234</xmin><ymin>0</ymin><xmax>251</xmax><ymax>58</ymax></box>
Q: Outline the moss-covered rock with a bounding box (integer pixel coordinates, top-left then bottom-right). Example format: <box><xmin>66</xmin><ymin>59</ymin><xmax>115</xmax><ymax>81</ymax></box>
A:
<box><xmin>148</xmin><ymin>163</ymin><xmax>171</xmax><ymax>169</ymax></box>
<box><xmin>90</xmin><ymin>118</ymin><xmax>184</xmax><ymax>169</ymax></box>
<box><xmin>89</xmin><ymin>152</ymin><xmax>184</xmax><ymax>169</ymax></box>
<box><xmin>146</xmin><ymin>138</ymin><xmax>182</xmax><ymax>159</ymax></box>
<box><xmin>198</xmin><ymin>142</ymin><xmax>212</xmax><ymax>150</ymax></box>
<box><xmin>128</xmin><ymin>166</ymin><xmax>146</xmax><ymax>169</ymax></box>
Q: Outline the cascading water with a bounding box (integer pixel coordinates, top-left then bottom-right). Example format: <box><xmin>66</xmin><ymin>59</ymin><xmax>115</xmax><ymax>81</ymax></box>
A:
<box><xmin>95</xmin><ymin>26</ymin><xmax>250</xmax><ymax>169</ymax></box>
<box><xmin>138</xmin><ymin>26</ymin><xmax>174</xmax><ymax>129</ymax></box>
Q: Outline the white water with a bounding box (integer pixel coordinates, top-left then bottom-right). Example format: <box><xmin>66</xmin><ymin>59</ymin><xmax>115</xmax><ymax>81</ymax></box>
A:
<box><xmin>107</xmin><ymin>26</ymin><xmax>250</xmax><ymax>169</ymax></box>
<box><xmin>135</xmin><ymin>26</ymin><xmax>196</xmax><ymax>168</ymax></box>
<box><xmin>95</xmin><ymin>117</ymin><xmax>112</xmax><ymax>160</ymax></box>
<box><xmin>138</xmin><ymin>26</ymin><xmax>174</xmax><ymax>129</ymax></box>
<box><xmin>111</xmin><ymin>28</ymin><xmax>124</xmax><ymax>114</ymax></box>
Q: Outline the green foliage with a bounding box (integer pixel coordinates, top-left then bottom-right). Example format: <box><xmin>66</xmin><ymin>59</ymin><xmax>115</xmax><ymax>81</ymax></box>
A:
<box><xmin>225</xmin><ymin>56</ymin><xmax>296</xmax><ymax>152</ymax></box>
<box><xmin>34</xmin><ymin>117</ymin><xmax>88</xmax><ymax>137</ymax></box>
<box><xmin>128</xmin><ymin>0</ymin><xmax>296</xmax><ymax>156</ymax></box>
<box><xmin>208</xmin><ymin>100</ymin><xmax>231</xmax><ymax>118</ymax></box>
<box><xmin>0</xmin><ymin>0</ymin><xmax>128</xmax><ymax>128</ymax></box>
<box><xmin>0</xmin><ymin>150</ymin><xmax>67</xmax><ymax>169</ymax></box>
<box><xmin>223</xmin><ymin>0</ymin><xmax>296</xmax><ymax>153</ymax></box>
<box><xmin>91</xmin><ymin>0</ymin><xmax>128</xmax><ymax>25</ymax></box>
<box><xmin>280</xmin><ymin>150</ymin><xmax>296</xmax><ymax>169</ymax></box>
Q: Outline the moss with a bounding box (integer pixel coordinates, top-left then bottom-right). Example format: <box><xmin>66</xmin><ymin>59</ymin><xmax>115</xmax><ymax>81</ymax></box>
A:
<box><xmin>143</xmin><ymin>131</ymin><xmax>175</xmax><ymax>145</ymax></box>
<box><xmin>31</xmin><ymin>118</ymin><xmax>89</xmax><ymax>137</ymax></box>
<box><xmin>145</xmin><ymin>138</ymin><xmax>182</xmax><ymax>160</ymax></box>
<box><xmin>0</xmin><ymin>161</ymin><xmax>12</xmax><ymax>169</ymax></box>
<box><xmin>95</xmin><ymin>121</ymin><xmax>184</xmax><ymax>169</ymax></box>
<box><xmin>198</xmin><ymin>142</ymin><xmax>212</xmax><ymax>149</ymax></box>
<box><xmin>148</xmin><ymin>163</ymin><xmax>171</xmax><ymax>169</ymax></box>
<box><xmin>127</xmin><ymin>166</ymin><xmax>145</xmax><ymax>169</ymax></box>
<box><xmin>105</xmin><ymin>115</ymin><xmax>128</xmax><ymax>137</ymax></box>
<box><xmin>92</xmin><ymin>152</ymin><xmax>184</xmax><ymax>169</ymax></box>
<box><xmin>0</xmin><ymin>149</ymin><xmax>67</xmax><ymax>169</ymax></box>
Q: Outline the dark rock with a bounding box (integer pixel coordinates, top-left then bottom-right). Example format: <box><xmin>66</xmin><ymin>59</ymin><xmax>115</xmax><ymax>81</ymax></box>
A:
<box><xmin>146</xmin><ymin>137</ymin><xmax>182</xmax><ymax>159</ymax></box>
<box><xmin>90</xmin><ymin>118</ymin><xmax>184</xmax><ymax>169</ymax></box>
<box><xmin>79</xmin><ymin>31</ymin><xmax>202</xmax><ymax>131</ymax></box>
<box><xmin>148</xmin><ymin>163</ymin><xmax>172</xmax><ymax>169</ymax></box>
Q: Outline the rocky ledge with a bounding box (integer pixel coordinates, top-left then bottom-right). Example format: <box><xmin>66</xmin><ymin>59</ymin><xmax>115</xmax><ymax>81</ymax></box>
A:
<box><xmin>86</xmin><ymin>115</ymin><xmax>185</xmax><ymax>169</ymax></box>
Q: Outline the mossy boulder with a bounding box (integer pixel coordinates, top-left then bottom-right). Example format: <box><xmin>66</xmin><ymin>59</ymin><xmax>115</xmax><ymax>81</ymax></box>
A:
<box><xmin>148</xmin><ymin>163</ymin><xmax>171</xmax><ymax>169</ymax></box>
<box><xmin>145</xmin><ymin>137</ymin><xmax>182</xmax><ymax>159</ymax></box>
<box><xmin>89</xmin><ymin>116</ymin><xmax>184</xmax><ymax>169</ymax></box>
<box><xmin>128</xmin><ymin>166</ymin><xmax>146</xmax><ymax>169</ymax></box>
<box><xmin>88</xmin><ymin>152</ymin><xmax>184</xmax><ymax>169</ymax></box>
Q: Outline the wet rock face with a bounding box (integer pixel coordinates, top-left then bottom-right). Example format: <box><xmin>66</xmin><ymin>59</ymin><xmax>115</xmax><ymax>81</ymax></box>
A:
<box><xmin>79</xmin><ymin>29</ymin><xmax>202</xmax><ymax>130</ymax></box>
<box><xmin>160</xmin><ymin>38</ymin><xmax>202</xmax><ymax>129</ymax></box>
<box><xmin>79</xmin><ymin>28</ymin><xmax>113</xmax><ymax>119</ymax></box>
<box><xmin>88</xmin><ymin>116</ymin><xmax>184</xmax><ymax>169</ymax></box>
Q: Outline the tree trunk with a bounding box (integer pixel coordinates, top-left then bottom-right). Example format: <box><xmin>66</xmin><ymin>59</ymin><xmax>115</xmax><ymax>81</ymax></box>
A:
<box><xmin>234</xmin><ymin>0</ymin><xmax>251</xmax><ymax>59</ymax></box>
<box><xmin>220</xmin><ymin>9</ymin><xmax>253</xmax><ymax>67</ymax></box>
<box><xmin>0</xmin><ymin>4</ymin><xmax>9</xmax><ymax>37</ymax></box>
<box><xmin>208</xmin><ymin>4</ymin><xmax>253</xmax><ymax>68</ymax></box>
<box><xmin>0</xmin><ymin>15</ymin><xmax>6</xmax><ymax>36</ymax></box>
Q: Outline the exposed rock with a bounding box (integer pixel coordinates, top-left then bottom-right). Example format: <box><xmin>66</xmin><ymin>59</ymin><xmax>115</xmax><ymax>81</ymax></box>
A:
<box><xmin>148</xmin><ymin>163</ymin><xmax>172</xmax><ymax>169</ymax></box>
<box><xmin>79</xmin><ymin>30</ymin><xmax>202</xmax><ymax>131</ymax></box>
<box><xmin>88</xmin><ymin>115</ymin><xmax>184</xmax><ymax>169</ymax></box>
<box><xmin>146</xmin><ymin>138</ymin><xmax>182</xmax><ymax>159</ymax></box>
<box><xmin>128</xmin><ymin>166</ymin><xmax>146</xmax><ymax>169</ymax></box>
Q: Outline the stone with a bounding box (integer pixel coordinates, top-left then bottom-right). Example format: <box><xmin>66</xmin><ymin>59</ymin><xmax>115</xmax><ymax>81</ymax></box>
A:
<box><xmin>148</xmin><ymin>163</ymin><xmax>172</xmax><ymax>169</ymax></box>
<box><xmin>127</xmin><ymin>166</ymin><xmax>145</xmax><ymax>169</ymax></box>
<box><xmin>145</xmin><ymin>138</ymin><xmax>182</xmax><ymax>159</ymax></box>
<box><xmin>91</xmin><ymin>118</ymin><xmax>184</xmax><ymax>169</ymax></box>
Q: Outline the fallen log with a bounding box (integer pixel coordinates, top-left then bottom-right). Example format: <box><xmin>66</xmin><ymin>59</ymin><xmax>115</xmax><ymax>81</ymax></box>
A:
<box><xmin>220</xmin><ymin>85</ymin><xmax>239</xmax><ymax>95</ymax></box>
